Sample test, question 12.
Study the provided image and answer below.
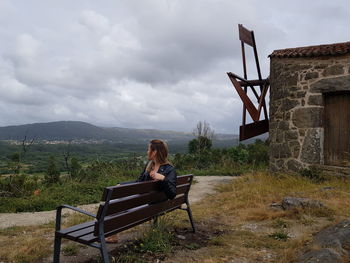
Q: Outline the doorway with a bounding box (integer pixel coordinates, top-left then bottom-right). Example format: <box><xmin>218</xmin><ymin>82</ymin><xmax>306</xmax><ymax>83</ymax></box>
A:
<box><xmin>324</xmin><ymin>92</ymin><xmax>350</xmax><ymax>166</ymax></box>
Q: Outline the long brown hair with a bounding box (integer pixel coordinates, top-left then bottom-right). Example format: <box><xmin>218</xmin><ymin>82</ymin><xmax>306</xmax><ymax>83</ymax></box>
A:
<box><xmin>146</xmin><ymin>139</ymin><xmax>170</xmax><ymax>172</ymax></box>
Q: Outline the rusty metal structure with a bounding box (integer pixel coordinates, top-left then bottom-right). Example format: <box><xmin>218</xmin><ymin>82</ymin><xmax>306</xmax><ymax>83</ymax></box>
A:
<box><xmin>227</xmin><ymin>24</ymin><xmax>269</xmax><ymax>141</ymax></box>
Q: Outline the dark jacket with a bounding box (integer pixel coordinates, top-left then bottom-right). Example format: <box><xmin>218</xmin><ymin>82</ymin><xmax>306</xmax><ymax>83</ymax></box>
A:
<box><xmin>137</xmin><ymin>163</ymin><xmax>177</xmax><ymax>200</ymax></box>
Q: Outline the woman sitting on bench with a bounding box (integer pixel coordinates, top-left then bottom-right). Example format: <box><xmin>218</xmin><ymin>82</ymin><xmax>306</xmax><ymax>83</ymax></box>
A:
<box><xmin>106</xmin><ymin>139</ymin><xmax>177</xmax><ymax>243</ymax></box>
<box><xmin>138</xmin><ymin>139</ymin><xmax>177</xmax><ymax>200</ymax></box>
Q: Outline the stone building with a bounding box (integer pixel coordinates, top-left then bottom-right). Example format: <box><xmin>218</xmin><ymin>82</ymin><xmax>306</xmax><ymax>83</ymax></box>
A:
<box><xmin>269</xmin><ymin>41</ymin><xmax>350</xmax><ymax>176</ymax></box>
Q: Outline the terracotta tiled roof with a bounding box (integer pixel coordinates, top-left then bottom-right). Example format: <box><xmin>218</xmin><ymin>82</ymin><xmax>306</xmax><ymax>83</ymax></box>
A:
<box><xmin>269</xmin><ymin>41</ymin><xmax>350</xmax><ymax>58</ymax></box>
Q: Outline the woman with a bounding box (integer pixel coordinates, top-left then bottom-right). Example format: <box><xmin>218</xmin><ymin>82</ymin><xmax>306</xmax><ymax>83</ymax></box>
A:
<box><xmin>138</xmin><ymin>139</ymin><xmax>177</xmax><ymax>199</ymax></box>
<box><xmin>105</xmin><ymin>139</ymin><xmax>177</xmax><ymax>243</ymax></box>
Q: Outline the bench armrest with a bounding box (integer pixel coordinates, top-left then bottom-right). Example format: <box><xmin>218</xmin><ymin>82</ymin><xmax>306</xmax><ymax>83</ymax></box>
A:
<box><xmin>55</xmin><ymin>204</ymin><xmax>96</xmax><ymax>231</ymax></box>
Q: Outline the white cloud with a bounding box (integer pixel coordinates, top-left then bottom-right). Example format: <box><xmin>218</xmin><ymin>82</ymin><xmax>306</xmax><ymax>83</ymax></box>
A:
<box><xmin>0</xmin><ymin>0</ymin><xmax>349</xmax><ymax>133</ymax></box>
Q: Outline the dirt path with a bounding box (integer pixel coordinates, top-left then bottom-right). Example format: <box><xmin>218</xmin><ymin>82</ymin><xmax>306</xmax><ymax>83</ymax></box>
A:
<box><xmin>0</xmin><ymin>176</ymin><xmax>236</xmax><ymax>229</ymax></box>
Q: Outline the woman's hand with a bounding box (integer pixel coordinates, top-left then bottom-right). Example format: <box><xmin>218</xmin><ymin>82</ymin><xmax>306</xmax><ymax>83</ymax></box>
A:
<box><xmin>150</xmin><ymin>171</ymin><xmax>165</xmax><ymax>181</ymax></box>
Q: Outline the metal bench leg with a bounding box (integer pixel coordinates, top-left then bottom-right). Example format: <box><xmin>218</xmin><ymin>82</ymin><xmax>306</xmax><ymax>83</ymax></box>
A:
<box><xmin>53</xmin><ymin>234</ymin><xmax>61</xmax><ymax>263</ymax></box>
<box><xmin>100</xmin><ymin>239</ymin><xmax>110</xmax><ymax>263</ymax></box>
<box><xmin>186</xmin><ymin>202</ymin><xmax>196</xmax><ymax>233</ymax></box>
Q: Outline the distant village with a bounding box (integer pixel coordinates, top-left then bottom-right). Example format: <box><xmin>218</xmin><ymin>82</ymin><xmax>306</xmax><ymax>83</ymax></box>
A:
<box><xmin>3</xmin><ymin>139</ymin><xmax>109</xmax><ymax>145</ymax></box>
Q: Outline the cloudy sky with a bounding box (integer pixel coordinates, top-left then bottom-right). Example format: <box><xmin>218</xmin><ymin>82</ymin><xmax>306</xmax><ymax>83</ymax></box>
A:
<box><xmin>0</xmin><ymin>0</ymin><xmax>349</xmax><ymax>133</ymax></box>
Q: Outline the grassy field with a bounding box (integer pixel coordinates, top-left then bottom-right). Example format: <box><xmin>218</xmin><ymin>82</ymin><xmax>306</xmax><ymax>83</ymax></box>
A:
<box><xmin>1</xmin><ymin>171</ymin><xmax>350</xmax><ymax>262</ymax></box>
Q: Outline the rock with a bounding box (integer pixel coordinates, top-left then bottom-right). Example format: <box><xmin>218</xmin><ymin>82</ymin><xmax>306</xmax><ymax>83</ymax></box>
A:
<box><xmin>176</xmin><ymin>235</ymin><xmax>186</xmax><ymax>240</ymax></box>
<box><xmin>321</xmin><ymin>186</ymin><xmax>334</xmax><ymax>191</ymax></box>
<box><xmin>295</xmin><ymin>220</ymin><xmax>350</xmax><ymax>263</ymax></box>
<box><xmin>269</xmin><ymin>202</ymin><xmax>283</xmax><ymax>210</ymax></box>
<box><xmin>313</xmin><ymin>220</ymin><xmax>350</xmax><ymax>255</ymax></box>
<box><xmin>295</xmin><ymin>248</ymin><xmax>342</xmax><ymax>263</ymax></box>
<box><xmin>281</xmin><ymin>197</ymin><xmax>324</xmax><ymax>210</ymax></box>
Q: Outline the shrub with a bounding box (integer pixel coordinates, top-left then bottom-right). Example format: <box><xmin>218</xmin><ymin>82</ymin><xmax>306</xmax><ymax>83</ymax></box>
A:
<box><xmin>138</xmin><ymin>216</ymin><xmax>174</xmax><ymax>253</ymax></box>
<box><xmin>299</xmin><ymin>167</ymin><xmax>325</xmax><ymax>182</ymax></box>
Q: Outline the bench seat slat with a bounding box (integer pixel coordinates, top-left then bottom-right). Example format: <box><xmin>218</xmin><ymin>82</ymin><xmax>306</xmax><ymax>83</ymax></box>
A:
<box><xmin>104</xmin><ymin>205</ymin><xmax>180</xmax><ymax>237</ymax></box>
<box><xmin>57</xmin><ymin>221</ymin><xmax>95</xmax><ymax>236</ymax></box>
<box><xmin>76</xmin><ymin>232</ymin><xmax>99</xmax><ymax>245</ymax></box>
<box><xmin>65</xmin><ymin>226</ymin><xmax>95</xmax><ymax>240</ymax></box>
<box><xmin>96</xmin><ymin>194</ymin><xmax>186</xmax><ymax>235</ymax></box>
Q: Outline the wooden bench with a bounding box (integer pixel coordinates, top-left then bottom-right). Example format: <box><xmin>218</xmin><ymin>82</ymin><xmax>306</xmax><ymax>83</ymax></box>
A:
<box><xmin>53</xmin><ymin>174</ymin><xmax>195</xmax><ymax>263</ymax></box>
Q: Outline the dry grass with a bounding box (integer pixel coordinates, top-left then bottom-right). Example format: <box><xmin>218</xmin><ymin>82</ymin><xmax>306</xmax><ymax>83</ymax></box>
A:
<box><xmin>0</xmin><ymin>212</ymin><xmax>94</xmax><ymax>262</ymax></box>
<box><xmin>166</xmin><ymin>171</ymin><xmax>350</xmax><ymax>263</ymax></box>
<box><xmin>0</xmin><ymin>224</ymin><xmax>53</xmax><ymax>262</ymax></box>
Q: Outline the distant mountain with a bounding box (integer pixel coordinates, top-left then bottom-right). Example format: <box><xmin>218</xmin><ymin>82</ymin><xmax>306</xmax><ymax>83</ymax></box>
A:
<box><xmin>0</xmin><ymin>121</ymin><xmax>241</xmax><ymax>144</ymax></box>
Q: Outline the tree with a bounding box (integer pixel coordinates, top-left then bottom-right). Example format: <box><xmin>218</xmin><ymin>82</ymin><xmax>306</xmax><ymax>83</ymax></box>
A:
<box><xmin>63</xmin><ymin>141</ymin><xmax>71</xmax><ymax>178</ymax></box>
<box><xmin>44</xmin><ymin>156</ymin><xmax>60</xmax><ymax>184</ymax></box>
<box><xmin>70</xmin><ymin>157</ymin><xmax>81</xmax><ymax>180</ymax></box>
<box><xmin>188</xmin><ymin>121</ymin><xmax>214</xmax><ymax>154</ymax></box>
<box><xmin>193</xmin><ymin>120</ymin><xmax>215</xmax><ymax>140</ymax></box>
<box><xmin>21</xmin><ymin>131</ymin><xmax>35</xmax><ymax>161</ymax></box>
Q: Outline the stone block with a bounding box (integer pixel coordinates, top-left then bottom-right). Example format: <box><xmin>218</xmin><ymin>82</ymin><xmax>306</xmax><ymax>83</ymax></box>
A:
<box><xmin>288</xmin><ymin>140</ymin><xmax>301</xmax><ymax>155</ymax></box>
<box><xmin>270</xmin><ymin>143</ymin><xmax>291</xmax><ymax>159</ymax></box>
<box><xmin>314</xmin><ymin>63</ymin><xmax>328</xmax><ymax>69</ymax></box>
<box><xmin>286</xmin><ymin>159</ymin><xmax>303</xmax><ymax>172</ymax></box>
<box><xmin>296</xmin><ymin>91</ymin><xmax>306</xmax><ymax>98</ymax></box>
<box><xmin>271</xmin><ymin>87</ymin><xmax>290</xmax><ymax>100</ymax></box>
<box><xmin>292</xmin><ymin>107</ymin><xmax>323</xmax><ymax>128</ymax></box>
<box><xmin>269</xmin><ymin>122</ymin><xmax>278</xmax><ymax>130</ymax></box>
<box><xmin>283</xmin><ymin>112</ymin><xmax>291</xmax><ymax>120</ymax></box>
<box><xmin>285</xmin><ymin>130</ymin><xmax>299</xmax><ymax>141</ymax></box>
<box><xmin>305</xmin><ymin>71</ymin><xmax>319</xmax><ymax>80</ymax></box>
<box><xmin>278</xmin><ymin>121</ymin><xmax>290</xmax><ymax>130</ymax></box>
<box><xmin>276</xmin><ymin>159</ymin><xmax>286</xmax><ymax>169</ymax></box>
<box><xmin>284</xmin><ymin>74</ymin><xmax>298</xmax><ymax>86</ymax></box>
<box><xmin>293</xmin><ymin>145</ymin><xmax>301</xmax><ymax>158</ymax></box>
<box><xmin>279</xmin><ymin>144</ymin><xmax>292</xmax><ymax>158</ymax></box>
<box><xmin>310</xmin><ymin>75</ymin><xmax>350</xmax><ymax>93</ymax></box>
<box><xmin>269</xmin><ymin>103</ymin><xmax>280</xmax><ymax>116</ymax></box>
<box><xmin>270</xmin><ymin>144</ymin><xmax>281</xmax><ymax>158</ymax></box>
<box><xmin>288</xmin><ymin>64</ymin><xmax>313</xmax><ymax>71</ymax></box>
<box><xmin>308</xmin><ymin>95</ymin><xmax>323</xmax><ymax>106</ymax></box>
<box><xmin>281</xmin><ymin>98</ymin><xmax>299</xmax><ymax>111</ymax></box>
<box><xmin>300</xmin><ymin>129</ymin><xmax>322</xmax><ymax>164</ymax></box>
<box><xmin>322</xmin><ymin>65</ymin><xmax>344</xmax><ymax>76</ymax></box>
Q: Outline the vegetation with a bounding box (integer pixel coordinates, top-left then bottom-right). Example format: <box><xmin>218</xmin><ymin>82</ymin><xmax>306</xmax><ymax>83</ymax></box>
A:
<box><xmin>1</xmin><ymin>172</ymin><xmax>350</xmax><ymax>262</ymax></box>
<box><xmin>0</xmin><ymin>134</ymin><xmax>268</xmax><ymax>213</ymax></box>
<box><xmin>174</xmin><ymin>139</ymin><xmax>268</xmax><ymax>175</ymax></box>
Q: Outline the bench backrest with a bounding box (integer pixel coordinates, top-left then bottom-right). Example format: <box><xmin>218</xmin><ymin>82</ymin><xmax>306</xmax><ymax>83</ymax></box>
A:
<box><xmin>94</xmin><ymin>174</ymin><xmax>193</xmax><ymax>236</ymax></box>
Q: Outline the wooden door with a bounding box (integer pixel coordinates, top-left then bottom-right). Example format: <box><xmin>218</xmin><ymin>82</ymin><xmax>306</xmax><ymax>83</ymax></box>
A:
<box><xmin>324</xmin><ymin>93</ymin><xmax>350</xmax><ymax>166</ymax></box>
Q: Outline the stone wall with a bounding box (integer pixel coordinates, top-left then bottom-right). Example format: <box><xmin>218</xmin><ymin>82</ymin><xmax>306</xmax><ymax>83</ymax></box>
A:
<box><xmin>269</xmin><ymin>54</ymin><xmax>350</xmax><ymax>172</ymax></box>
